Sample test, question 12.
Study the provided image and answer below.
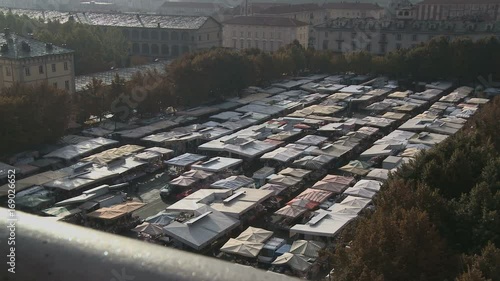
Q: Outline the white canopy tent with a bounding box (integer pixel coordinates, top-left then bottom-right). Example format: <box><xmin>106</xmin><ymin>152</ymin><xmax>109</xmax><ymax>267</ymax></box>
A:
<box><xmin>272</xmin><ymin>253</ymin><xmax>312</xmax><ymax>272</ymax></box>
<box><xmin>220</xmin><ymin>239</ymin><xmax>264</xmax><ymax>258</ymax></box>
<box><xmin>289</xmin><ymin>240</ymin><xmax>325</xmax><ymax>258</ymax></box>
<box><xmin>236</xmin><ymin>226</ymin><xmax>273</xmax><ymax>243</ymax></box>
<box><xmin>290</xmin><ymin>210</ymin><xmax>356</xmax><ymax>238</ymax></box>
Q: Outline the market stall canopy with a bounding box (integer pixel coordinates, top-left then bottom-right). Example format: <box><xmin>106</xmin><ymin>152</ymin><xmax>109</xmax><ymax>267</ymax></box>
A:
<box><xmin>82</xmin><ymin>144</ymin><xmax>144</xmax><ymax>165</ymax></box>
<box><xmin>329</xmin><ymin>196</ymin><xmax>371</xmax><ymax>215</ymax></box>
<box><xmin>287</xmin><ymin>198</ymin><xmax>319</xmax><ymax>210</ymax></box>
<box><xmin>261</xmin><ymin>147</ymin><xmax>303</xmax><ymax>163</ymax></box>
<box><xmin>267</xmin><ymin>130</ymin><xmax>301</xmax><ymax>142</ymax></box>
<box><xmin>272</xmin><ymin>253</ymin><xmax>312</xmax><ymax>272</ymax></box>
<box><xmin>343</xmin><ymin>186</ymin><xmax>378</xmax><ymax>199</ymax></box>
<box><xmin>191</xmin><ymin>157</ymin><xmax>243</xmax><ymax>173</ymax></box>
<box><xmin>339</xmin><ymin>160</ymin><xmax>372</xmax><ymax>176</ymax></box>
<box><xmin>44</xmin><ymin>137</ymin><xmax>118</xmax><ymax>161</ymax></box>
<box><xmin>290</xmin><ymin>210</ymin><xmax>356</xmax><ymax>238</ymax></box>
<box><xmin>259</xmin><ymin>183</ymin><xmax>288</xmax><ymax>196</ymax></box>
<box><xmin>353</xmin><ymin>179</ymin><xmax>382</xmax><ymax>192</ymax></box>
<box><xmin>322</xmin><ymin>175</ymin><xmax>355</xmax><ymax>186</ymax></box>
<box><xmin>290</xmin><ymin>240</ymin><xmax>325</xmax><ymax>258</ymax></box>
<box><xmin>279</xmin><ymin>168</ymin><xmax>311</xmax><ymax>179</ymax></box>
<box><xmin>295</xmin><ymin>188</ymin><xmax>333</xmax><ymax>203</ymax></box>
<box><xmin>165</xmin><ymin>153</ymin><xmax>207</xmax><ymax>167</ymax></box>
<box><xmin>210</xmin><ymin>175</ymin><xmax>254</xmax><ymax>190</ymax></box>
<box><xmin>210</xmin><ymin>188</ymin><xmax>274</xmax><ymax>219</ymax></box>
<box><xmin>132</xmin><ymin>222</ymin><xmax>165</xmax><ymax>236</ymax></box>
<box><xmin>268</xmin><ymin>174</ymin><xmax>301</xmax><ymax>187</ymax></box>
<box><xmin>163</xmin><ymin>206</ymin><xmax>240</xmax><ymax>251</ymax></box>
<box><xmin>220</xmin><ymin>239</ymin><xmax>264</xmax><ymax>258</ymax></box>
<box><xmin>170</xmin><ymin>176</ymin><xmax>199</xmax><ymax>187</ymax></box>
<box><xmin>181</xmin><ymin>169</ymin><xmax>214</xmax><ymax>180</ymax></box>
<box><xmin>109</xmin><ymin>201</ymin><xmax>146</xmax><ymax>213</ymax></box>
<box><xmin>292</xmin><ymin>156</ymin><xmax>326</xmax><ymax>170</ymax></box>
<box><xmin>144</xmin><ymin>212</ymin><xmax>178</xmax><ymax>226</ymax></box>
<box><xmin>236</xmin><ymin>226</ymin><xmax>273</xmax><ymax>243</ymax></box>
<box><xmin>311</xmin><ymin>181</ymin><xmax>346</xmax><ymax>194</ymax></box>
<box><xmin>274</xmin><ymin>205</ymin><xmax>308</xmax><ymax>218</ymax></box>
<box><xmin>42</xmin><ymin>206</ymin><xmax>82</xmax><ymax>218</ymax></box>
<box><xmin>296</xmin><ymin>135</ymin><xmax>328</xmax><ymax>146</ymax></box>
<box><xmin>366</xmin><ymin>169</ymin><xmax>390</xmax><ymax>181</ymax></box>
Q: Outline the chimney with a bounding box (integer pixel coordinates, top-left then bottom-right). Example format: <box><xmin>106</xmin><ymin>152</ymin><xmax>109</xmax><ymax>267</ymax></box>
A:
<box><xmin>157</xmin><ymin>22</ymin><xmax>161</xmax><ymax>28</ymax></box>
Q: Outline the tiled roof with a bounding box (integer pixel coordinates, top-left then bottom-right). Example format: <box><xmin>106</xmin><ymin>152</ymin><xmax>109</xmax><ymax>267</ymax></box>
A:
<box><xmin>258</xmin><ymin>3</ymin><xmax>321</xmax><ymax>14</ymax></box>
<box><xmin>323</xmin><ymin>2</ymin><xmax>384</xmax><ymax>10</ymax></box>
<box><xmin>0</xmin><ymin>8</ymin><xmax>213</xmax><ymax>30</ymax></box>
<box><xmin>0</xmin><ymin>33</ymin><xmax>73</xmax><ymax>60</ymax></box>
<box><xmin>223</xmin><ymin>16</ymin><xmax>309</xmax><ymax>27</ymax></box>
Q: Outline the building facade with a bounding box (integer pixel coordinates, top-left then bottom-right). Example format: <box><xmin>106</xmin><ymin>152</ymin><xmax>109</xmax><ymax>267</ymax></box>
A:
<box><xmin>324</xmin><ymin>2</ymin><xmax>386</xmax><ymax>20</ymax></box>
<box><xmin>222</xmin><ymin>16</ymin><xmax>309</xmax><ymax>52</ymax></box>
<box><xmin>0</xmin><ymin>31</ymin><xmax>75</xmax><ymax>93</ymax></box>
<box><xmin>314</xmin><ymin>18</ymin><xmax>500</xmax><ymax>55</ymax></box>
<box><xmin>414</xmin><ymin>0</ymin><xmax>500</xmax><ymax>21</ymax></box>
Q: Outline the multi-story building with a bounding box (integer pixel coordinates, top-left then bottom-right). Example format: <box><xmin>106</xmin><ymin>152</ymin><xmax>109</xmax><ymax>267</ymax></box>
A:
<box><xmin>222</xmin><ymin>16</ymin><xmax>309</xmax><ymax>52</ymax></box>
<box><xmin>0</xmin><ymin>30</ymin><xmax>75</xmax><ymax>93</ymax></box>
<box><xmin>323</xmin><ymin>2</ymin><xmax>386</xmax><ymax>19</ymax></box>
<box><xmin>158</xmin><ymin>2</ymin><xmax>228</xmax><ymax>16</ymax></box>
<box><xmin>0</xmin><ymin>9</ymin><xmax>222</xmax><ymax>58</ymax></box>
<box><xmin>315</xmin><ymin>18</ymin><xmax>500</xmax><ymax>55</ymax></box>
<box><xmin>414</xmin><ymin>0</ymin><xmax>500</xmax><ymax>21</ymax></box>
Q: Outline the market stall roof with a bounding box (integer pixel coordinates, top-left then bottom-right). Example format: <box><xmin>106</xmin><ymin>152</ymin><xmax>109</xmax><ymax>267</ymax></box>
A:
<box><xmin>165</xmin><ymin>153</ymin><xmax>207</xmax><ymax>167</ymax></box>
<box><xmin>259</xmin><ymin>183</ymin><xmax>288</xmax><ymax>196</ymax></box>
<box><xmin>279</xmin><ymin>168</ymin><xmax>311</xmax><ymax>179</ymax></box>
<box><xmin>312</xmin><ymin>180</ymin><xmax>347</xmax><ymax>194</ymax></box>
<box><xmin>272</xmin><ymin>253</ymin><xmax>312</xmax><ymax>272</ymax></box>
<box><xmin>290</xmin><ymin>210</ymin><xmax>355</xmax><ymax>238</ymax></box>
<box><xmin>339</xmin><ymin>160</ymin><xmax>371</xmax><ymax>176</ymax></box>
<box><xmin>287</xmin><ymin>198</ymin><xmax>319</xmax><ymax>210</ymax></box>
<box><xmin>210</xmin><ymin>188</ymin><xmax>274</xmax><ymax>218</ymax></box>
<box><xmin>210</xmin><ymin>175</ymin><xmax>254</xmax><ymax>190</ymax></box>
<box><xmin>343</xmin><ymin>186</ymin><xmax>378</xmax><ymax>199</ymax></box>
<box><xmin>366</xmin><ymin>168</ymin><xmax>390</xmax><ymax>181</ymax></box>
<box><xmin>353</xmin><ymin>179</ymin><xmax>382</xmax><ymax>192</ymax></box>
<box><xmin>181</xmin><ymin>169</ymin><xmax>214</xmax><ymax>180</ymax></box>
<box><xmin>41</xmin><ymin>206</ymin><xmax>82</xmax><ymax>218</ymax></box>
<box><xmin>44</xmin><ymin>137</ymin><xmax>118</xmax><ymax>161</ymax></box>
<box><xmin>236</xmin><ymin>226</ymin><xmax>273</xmax><ymax>243</ymax></box>
<box><xmin>295</xmin><ymin>188</ymin><xmax>333</xmax><ymax>203</ymax></box>
<box><xmin>295</xmin><ymin>135</ymin><xmax>328</xmax><ymax>146</ymax></box>
<box><xmin>191</xmin><ymin>157</ymin><xmax>243</xmax><ymax>172</ymax></box>
<box><xmin>224</xmin><ymin>139</ymin><xmax>278</xmax><ymax>158</ymax></box>
<box><xmin>170</xmin><ymin>176</ymin><xmax>199</xmax><ymax>187</ymax></box>
<box><xmin>220</xmin><ymin>238</ymin><xmax>264</xmax><ymax>258</ymax></box>
<box><xmin>109</xmin><ymin>201</ymin><xmax>146</xmax><ymax>213</ymax></box>
<box><xmin>0</xmin><ymin>170</ymin><xmax>70</xmax><ymax>196</ymax></box>
<box><xmin>290</xmin><ymin>240</ymin><xmax>325</xmax><ymax>258</ymax></box>
<box><xmin>163</xmin><ymin>206</ymin><xmax>240</xmax><ymax>251</ymax></box>
<box><xmin>328</xmin><ymin>196</ymin><xmax>371</xmax><ymax>215</ymax></box>
<box><xmin>82</xmin><ymin>144</ymin><xmax>144</xmax><ymax>165</ymax></box>
<box><xmin>144</xmin><ymin>212</ymin><xmax>179</xmax><ymax>226</ymax></box>
<box><xmin>274</xmin><ymin>205</ymin><xmax>308</xmax><ymax>218</ymax></box>
<box><xmin>309</xmin><ymin>143</ymin><xmax>352</xmax><ymax>158</ymax></box>
<box><xmin>292</xmin><ymin>156</ymin><xmax>326</xmax><ymax>170</ymax></box>
<box><xmin>144</xmin><ymin>147</ymin><xmax>174</xmax><ymax>156</ymax></box>
<box><xmin>268</xmin><ymin>174</ymin><xmax>302</xmax><ymax>187</ymax></box>
<box><xmin>132</xmin><ymin>222</ymin><xmax>165</xmax><ymax>236</ymax></box>
<box><xmin>166</xmin><ymin>189</ymin><xmax>232</xmax><ymax>212</ymax></box>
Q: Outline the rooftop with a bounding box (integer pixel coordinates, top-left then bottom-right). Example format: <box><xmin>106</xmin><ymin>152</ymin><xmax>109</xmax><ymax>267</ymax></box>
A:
<box><xmin>323</xmin><ymin>2</ymin><xmax>384</xmax><ymax>10</ymax></box>
<box><xmin>223</xmin><ymin>16</ymin><xmax>309</xmax><ymax>27</ymax></box>
<box><xmin>0</xmin><ymin>32</ymin><xmax>73</xmax><ymax>60</ymax></box>
<box><xmin>257</xmin><ymin>3</ymin><xmax>321</xmax><ymax>14</ymax></box>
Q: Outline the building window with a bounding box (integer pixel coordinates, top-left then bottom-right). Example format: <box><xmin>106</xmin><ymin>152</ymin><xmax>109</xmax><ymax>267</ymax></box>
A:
<box><xmin>232</xmin><ymin>31</ymin><xmax>236</xmax><ymax>37</ymax></box>
<box><xmin>240</xmin><ymin>31</ymin><xmax>243</xmax><ymax>37</ymax></box>
<box><xmin>352</xmin><ymin>42</ymin><xmax>356</xmax><ymax>50</ymax></box>
<box><xmin>380</xmin><ymin>43</ymin><xmax>386</xmax><ymax>53</ymax></box>
<box><xmin>248</xmin><ymin>32</ymin><xmax>251</xmax><ymax>37</ymax></box>
<box><xmin>51</xmin><ymin>64</ymin><xmax>56</xmax><ymax>72</ymax></box>
<box><xmin>64</xmin><ymin>62</ymin><xmax>68</xmax><ymax>71</ymax></box>
<box><xmin>322</xmin><ymin>40</ymin><xmax>329</xmax><ymax>50</ymax></box>
<box><xmin>396</xmin><ymin>43</ymin><xmax>402</xmax><ymax>50</ymax></box>
<box><xmin>412</xmin><ymin>34</ymin><xmax>418</xmax><ymax>41</ymax></box>
<box><xmin>396</xmin><ymin>33</ymin><xmax>402</xmax><ymax>40</ymax></box>
<box><xmin>233</xmin><ymin>39</ymin><xmax>237</xmax><ymax>48</ymax></box>
<box><xmin>381</xmin><ymin>33</ymin><xmax>387</xmax><ymax>41</ymax></box>
<box><xmin>262</xmin><ymin>32</ymin><xmax>265</xmax><ymax>39</ymax></box>
<box><xmin>277</xmin><ymin>32</ymin><xmax>281</xmax><ymax>39</ymax></box>
<box><xmin>278</xmin><ymin>42</ymin><xmax>282</xmax><ymax>48</ymax></box>
<box><xmin>39</xmin><ymin>65</ymin><xmax>44</xmax><ymax>74</ymax></box>
<box><xmin>207</xmin><ymin>34</ymin><xmax>210</xmax><ymax>40</ymax></box>
<box><xmin>5</xmin><ymin>67</ymin><xmax>11</xmax><ymax>76</ymax></box>
<box><xmin>65</xmin><ymin>80</ymin><xmax>70</xmax><ymax>91</ymax></box>
<box><xmin>255</xmin><ymin>32</ymin><xmax>258</xmax><ymax>38</ymax></box>
<box><xmin>351</xmin><ymin>32</ymin><xmax>356</xmax><ymax>39</ymax></box>
<box><xmin>337</xmin><ymin>41</ymin><xmax>342</xmax><ymax>50</ymax></box>
<box><xmin>270</xmin><ymin>32</ymin><xmax>274</xmax><ymax>39</ymax></box>
<box><xmin>367</xmin><ymin>43</ymin><xmax>372</xmax><ymax>52</ymax></box>
<box><xmin>199</xmin><ymin>35</ymin><xmax>201</xmax><ymax>41</ymax></box>
<box><xmin>270</xmin><ymin>41</ymin><xmax>274</xmax><ymax>51</ymax></box>
<box><xmin>25</xmin><ymin>67</ymin><xmax>30</xmax><ymax>76</ymax></box>
<box><xmin>240</xmin><ymin>39</ymin><xmax>244</xmax><ymax>49</ymax></box>
<box><xmin>255</xmin><ymin>40</ymin><xmax>259</xmax><ymax>48</ymax></box>
<box><xmin>325</xmin><ymin>31</ymin><xmax>328</xmax><ymax>37</ymax></box>
<box><xmin>248</xmin><ymin>40</ymin><xmax>251</xmax><ymax>48</ymax></box>
<box><xmin>53</xmin><ymin>82</ymin><xmax>57</xmax><ymax>88</ymax></box>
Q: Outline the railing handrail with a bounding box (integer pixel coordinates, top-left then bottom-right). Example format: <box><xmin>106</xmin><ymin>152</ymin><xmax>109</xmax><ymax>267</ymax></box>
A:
<box><xmin>0</xmin><ymin>208</ymin><xmax>299</xmax><ymax>281</ymax></box>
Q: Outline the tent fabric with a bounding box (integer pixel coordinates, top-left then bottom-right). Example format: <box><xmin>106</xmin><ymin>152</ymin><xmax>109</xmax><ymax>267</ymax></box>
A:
<box><xmin>82</xmin><ymin>144</ymin><xmax>144</xmax><ymax>165</ymax></box>
<box><xmin>191</xmin><ymin>157</ymin><xmax>243</xmax><ymax>172</ymax></box>
<box><xmin>220</xmin><ymin>239</ymin><xmax>264</xmax><ymax>258</ymax></box>
<box><xmin>165</xmin><ymin>153</ymin><xmax>207</xmax><ymax>167</ymax></box>
<box><xmin>275</xmin><ymin>205</ymin><xmax>308</xmax><ymax>218</ymax></box>
<box><xmin>0</xmin><ymin>170</ymin><xmax>71</xmax><ymax>196</ymax></box>
<box><xmin>366</xmin><ymin>169</ymin><xmax>390</xmax><ymax>181</ymax></box>
<box><xmin>236</xmin><ymin>227</ymin><xmax>273</xmax><ymax>243</ymax></box>
<box><xmin>343</xmin><ymin>186</ymin><xmax>378</xmax><ymax>199</ymax></box>
<box><xmin>268</xmin><ymin>174</ymin><xmax>301</xmax><ymax>187</ymax></box>
<box><xmin>328</xmin><ymin>196</ymin><xmax>371</xmax><ymax>215</ymax></box>
<box><xmin>272</xmin><ymin>253</ymin><xmax>312</xmax><ymax>272</ymax></box>
<box><xmin>182</xmin><ymin>170</ymin><xmax>214</xmax><ymax>180</ymax></box>
<box><xmin>163</xmin><ymin>206</ymin><xmax>240</xmax><ymax>250</ymax></box>
<box><xmin>170</xmin><ymin>176</ymin><xmax>199</xmax><ymax>187</ymax></box>
<box><xmin>296</xmin><ymin>135</ymin><xmax>328</xmax><ymax>146</ymax></box>
<box><xmin>279</xmin><ymin>168</ymin><xmax>311</xmax><ymax>179</ymax></box>
<box><xmin>339</xmin><ymin>160</ymin><xmax>372</xmax><ymax>176</ymax></box>
<box><xmin>353</xmin><ymin>180</ymin><xmax>382</xmax><ymax>192</ymax></box>
<box><xmin>109</xmin><ymin>201</ymin><xmax>146</xmax><ymax>213</ymax></box>
<box><xmin>292</xmin><ymin>156</ymin><xmax>324</xmax><ymax>170</ymax></box>
<box><xmin>44</xmin><ymin>137</ymin><xmax>118</xmax><ymax>161</ymax></box>
<box><xmin>295</xmin><ymin>188</ymin><xmax>333</xmax><ymax>203</ymax></box>
<box><xmin>145</xmin><ymin>212</ymin><xmax>178</xmax><ymax>226</ymax></box>
<box><xmin>290</xmin><ymin>210</ymin><xmax>356</xmax><ymax>238</ymax></box>
<box><xmin>259</xmin><ymin>183</ymin><xmax>288</xmax><ymax>195</ymax></box>
<box><xmin>210</xmin><ymin>175</ymin><xmax>254</xmax><ymax>190</ymax></box>
<box><xmin>287</xmin><ymin>198</ymin><xmax>319</xmax><ymax>210</ymax></box>
<box><xmin>321</xmin><ymin>175</ymin><xmax>355</xmax><ymax>186</ymax></box>
<box><xmin>311</xmin><ymin>181</ymin><xmax>347</xmax><ymax>194</ymax></box>
<box><xmin>132</xmin><ymin>222</ymin><xmax>165</xmax><ymax>236</ymax></box>
<box><xmin>261</xmin><ymin>147</ymin><xmax>303</xmax><ymax>163</ymax></box>
<box><xmin>290</xmin><ymin>240</ymin><xmax>325</xmax><ymax>258</ymax></box>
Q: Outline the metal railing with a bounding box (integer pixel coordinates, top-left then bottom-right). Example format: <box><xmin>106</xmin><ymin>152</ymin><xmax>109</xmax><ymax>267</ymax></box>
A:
<box><xmin>0</xmin><ymin>208</ymin><xmax>299</xmax><ymax>281</ymax></box>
